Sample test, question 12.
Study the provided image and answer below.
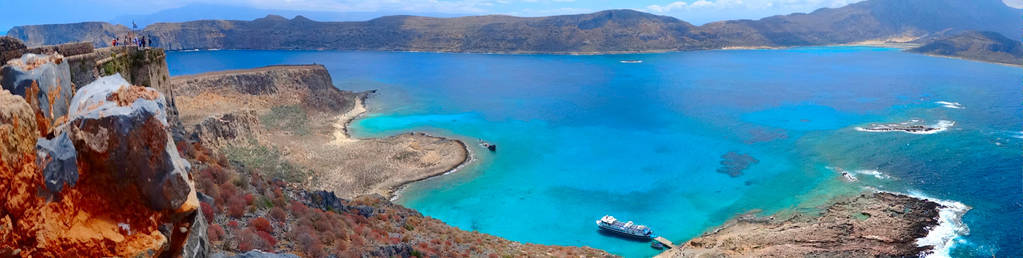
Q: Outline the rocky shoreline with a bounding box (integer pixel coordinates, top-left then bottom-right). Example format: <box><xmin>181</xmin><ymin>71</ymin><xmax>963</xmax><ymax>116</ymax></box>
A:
<box><xmin>656</xmin><ymin>192</ymin><xmax>962</xmax><ymax>257</ymax></box>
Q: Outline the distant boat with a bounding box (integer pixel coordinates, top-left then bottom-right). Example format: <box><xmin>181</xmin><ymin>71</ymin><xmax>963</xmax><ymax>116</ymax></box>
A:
<box><xmin>478</xmin><ymin>139</ymin><xmax>497</xmax><ymax>152</ymax></box>
<box><xmin>596</xmin><ymin>215</ymin><xmax>653</xmax><ymax>239</ymax></box>
<box><xmin>619</xmin><ymin>60</ymin><xmax>643</xmax><ymax>64</ymax></box>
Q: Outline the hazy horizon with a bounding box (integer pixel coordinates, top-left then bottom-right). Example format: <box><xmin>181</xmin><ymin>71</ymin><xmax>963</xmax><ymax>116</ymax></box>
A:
<box><xmin>5</xmin><ymin>0</ymin><xmax>1021</xmax><ymax>34</ymax></box>
<box><xmin>0</xmin><ymin>0</ymin><xmax>913</xmax><ymax>34</ymax></box>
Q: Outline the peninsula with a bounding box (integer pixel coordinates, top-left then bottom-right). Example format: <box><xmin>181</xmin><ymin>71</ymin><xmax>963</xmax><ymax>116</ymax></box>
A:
<box><xmin>171</xmin><ymin>65</ymin><xmax>468</xmax><ymax>199</ymax></box>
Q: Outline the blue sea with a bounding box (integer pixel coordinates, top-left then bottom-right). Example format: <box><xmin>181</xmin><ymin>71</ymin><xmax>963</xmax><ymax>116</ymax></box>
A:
<box><xmin>167</xmin><ymin>47</ymin><xmax>1022</xmax><ymax>257</ymax></box>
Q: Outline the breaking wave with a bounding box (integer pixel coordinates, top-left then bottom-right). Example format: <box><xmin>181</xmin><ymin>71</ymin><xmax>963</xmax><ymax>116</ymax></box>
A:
<box><xmin>827</xmin><ymin>167</ymin><xmax>893</xmax><ymax>181</ymax></box>
<box><xmin>935</xmin><ymin>101</ymin><xmax>964</xmax><ymax>109</ymax></box>
<box><xmin>907</xmin><ymin>190</ymin><xmax>972</xmax><ymax>258</ymax></box>
<box><xmin>852</xmin><ymin>169</ymin><xmax>891</xmax><ymax>180</ymax></box>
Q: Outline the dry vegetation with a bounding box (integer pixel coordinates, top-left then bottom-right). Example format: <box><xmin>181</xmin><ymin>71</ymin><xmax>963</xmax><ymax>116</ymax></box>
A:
<box><xmin>179</xmin><ymin>141</ymin><xmax>611</xmax><ymax>257</ymax></box>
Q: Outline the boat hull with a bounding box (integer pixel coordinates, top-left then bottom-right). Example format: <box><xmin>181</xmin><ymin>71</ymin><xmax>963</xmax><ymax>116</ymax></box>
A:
<box><xmin>597</xmin><ymin>225</ymin><xmax>653</xmax><ymax>239</ymax></box>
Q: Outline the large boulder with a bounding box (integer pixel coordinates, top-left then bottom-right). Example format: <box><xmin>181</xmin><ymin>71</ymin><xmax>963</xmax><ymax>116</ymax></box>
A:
<box><xmin>0</xmin><ymin>53</ymin><xmax>74</xmax><ymax>137</ymax></box>
<box><xmin>67</xmin><ymin>74</ymin><xmax>196</xmax><ymax>212</ymax></box>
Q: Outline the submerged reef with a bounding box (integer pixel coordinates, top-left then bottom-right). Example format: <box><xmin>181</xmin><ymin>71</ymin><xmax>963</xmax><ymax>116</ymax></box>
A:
<box><xmin>717</xmin><ymin>151</ymin><xmax>759</xmax><ymax>177</ymax></box>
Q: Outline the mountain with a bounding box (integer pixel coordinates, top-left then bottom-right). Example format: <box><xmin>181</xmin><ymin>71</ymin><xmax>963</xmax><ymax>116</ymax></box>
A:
<box><xmin>694</xmin><ymin>0</ymin><xmax>1022</xmax><ymax>47</ymax></box>
<box><xmin>109</xmin><ymin>3</ymin><xmax>470</xmax><ymax>28</ymax></box>
<box><xmin>909</xmin><ymin>31</ymin><xmax>1023</xmax><ymax>65</ymax></box>
<box><xmin>7</xmin><ymin>0</ymin><xmax>1021</xmax><ymax>53</ymax></box>
<box><xmin>141</xmin><ymin>10</ymin><xmax>703</xmax><ymax>53</ymax></box>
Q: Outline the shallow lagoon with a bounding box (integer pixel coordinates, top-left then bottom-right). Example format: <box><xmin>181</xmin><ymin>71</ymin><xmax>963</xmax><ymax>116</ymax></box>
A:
<box><xmin>168</xmin><ymin>47</ymin><xmax>1021</xmax><ymax>257</ymax></box>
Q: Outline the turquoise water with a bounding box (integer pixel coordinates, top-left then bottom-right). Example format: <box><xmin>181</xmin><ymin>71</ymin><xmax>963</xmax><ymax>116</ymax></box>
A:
<box><xmin>167</xmin><ymin>47</ymin><xmax>1022</xmax><ymax>257</ymax></box>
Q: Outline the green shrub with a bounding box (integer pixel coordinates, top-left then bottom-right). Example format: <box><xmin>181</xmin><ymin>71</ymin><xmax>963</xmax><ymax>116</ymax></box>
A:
<box><xmin>223</xmin><ymin>139</ymin><xmax>312</xmax><ymax>184</ymax></box>
<box><xmin>261</xmin><ymin>105</ymin><xmax>310</xmax><ymax>136</ymax></box>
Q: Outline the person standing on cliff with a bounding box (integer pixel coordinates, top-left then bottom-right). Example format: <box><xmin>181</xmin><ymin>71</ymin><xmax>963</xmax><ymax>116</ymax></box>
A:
<box><xmin>112</xmin><ymin>38</ymin><xmax>117</xmax><ymax>46</ymax></box>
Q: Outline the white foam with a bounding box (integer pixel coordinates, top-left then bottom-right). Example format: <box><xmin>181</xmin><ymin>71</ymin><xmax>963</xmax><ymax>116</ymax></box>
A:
<box><xmin>852</xmin><ymin>169</ymin><xmax>891</xmax><ymax>180</ymax></box>
<box><xmin>935</xmin><ymin>101</ymin><xmax>964</xmax><ymax>109</ymax></box>
<box><xmin>1011</xmin><ymin>131</ymin><xmax>1023</xmax><ymax>139</ymax></box>
<box><xmin>906</xmin><ymin>190</ymin><xmax>972</xmax><ymax>258</ymax></box>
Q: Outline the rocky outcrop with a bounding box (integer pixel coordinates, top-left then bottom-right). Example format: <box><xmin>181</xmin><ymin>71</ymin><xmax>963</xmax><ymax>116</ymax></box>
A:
<box><xmin>191</xmin><ymin>110</ymin><xmax>262</xmax><ymax>148</ymax></box>
<box><xmin>0</xmin><ymin>72</ymin><xmax>205</xmax><ymax>256</ymax></box>
<box><xmin>1</xmin><ymin>53</ymin><xmax>75</xmax><ymax>137</ymax></box>
<box><xmin>657</xmin><ymin>192</ymin><xmax>943</xmax><ymax>257</ymax></box>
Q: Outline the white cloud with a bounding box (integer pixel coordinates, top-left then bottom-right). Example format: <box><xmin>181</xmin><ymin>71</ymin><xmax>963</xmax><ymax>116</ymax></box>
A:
<box><xmin>125</xmin><ymin>0</ymin><xmax>497</xmax><ymax>14</ymax></box>
<box><xmin>647</xmin><ymin>0</ymin><xmax>864</xmax><ymax>13</ymax></box>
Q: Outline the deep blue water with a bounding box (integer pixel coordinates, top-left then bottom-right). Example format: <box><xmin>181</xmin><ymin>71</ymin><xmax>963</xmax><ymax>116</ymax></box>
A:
<box><xmin>167</xmin><ymin>48</ymin><xmax>1022</xmax><ymax>257</ymax></box>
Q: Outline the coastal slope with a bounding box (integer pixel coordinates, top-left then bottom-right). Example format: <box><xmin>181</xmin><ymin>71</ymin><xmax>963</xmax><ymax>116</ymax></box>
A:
<box><xmin>909</xmin><ymin>31</ymin><xmax>1023</xmax><ymax>65</ymax></box>
<box><xmin>171</xmin><ymin>65</ymin><xmax>468</xmax><ymax>199</ymax></box>
<box><xmin>8</xmin><ymin>0</ymin><xmax>1019</xmax><ymax>53</ymax></box>
<box><xmin>657</xmin><ymin>192</ymin><xmax>948</xmax><ymax>257</ymax></box>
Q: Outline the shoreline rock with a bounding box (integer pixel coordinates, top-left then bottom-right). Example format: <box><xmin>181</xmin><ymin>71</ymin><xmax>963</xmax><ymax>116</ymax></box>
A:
<box><xmin>657</xmin><ymin>192</ymin><xmax>951</xmax><ymax>257</ymax></box>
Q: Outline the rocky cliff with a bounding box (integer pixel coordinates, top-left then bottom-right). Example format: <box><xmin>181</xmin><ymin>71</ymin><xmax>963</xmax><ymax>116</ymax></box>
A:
<box><xmin>909</xmin><ymin>31</ymin><xmax>1023</xmax><ymax>65</ymax></box>
<box><xmin>656</xmin><ymin>192</ymin><xmax>952</xmax><ymax>257</ymax></box>
<box><xmin>8</xmin><ymin>0</ymin><xmax>1020</xmax><ymax>53</ymax></box>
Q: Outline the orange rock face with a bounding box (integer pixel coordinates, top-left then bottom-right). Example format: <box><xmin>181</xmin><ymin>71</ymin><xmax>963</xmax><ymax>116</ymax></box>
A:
<box><xmin>0</xmin><ymin>80</ymin><xmax>200</xmax><ymax>256</ymax></box>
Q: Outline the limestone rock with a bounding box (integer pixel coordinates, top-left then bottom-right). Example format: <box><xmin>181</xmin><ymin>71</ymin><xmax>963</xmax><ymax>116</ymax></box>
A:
<box><xmin>67</xmin><ymin>74</ymin><xmax>195</xmax><ymax>212</ymax></box>
<box><xmin>0</xmin><ymin>89</ymin><xmax>37</xmax><ymax>169</ymax></box>
<box><xmin>190</xmin><ymin>110</ymin><xmax>261</xmax><ymax>147</ymax></box>
<box><xmin>0</xmin><ymin>53</ymin><xmax>74</xmax><ymax>137</ymax></box>
<box><xmin>35</xmin><ymin>132</ymin><xmax>78</xmax><ymax>194</ymax></box>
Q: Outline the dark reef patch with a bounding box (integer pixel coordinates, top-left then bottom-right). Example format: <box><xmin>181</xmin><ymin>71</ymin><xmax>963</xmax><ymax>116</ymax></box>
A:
<box><xmin>717</xmin><ymin>151</ymin><xmax>759</xmax><ymax>177</ymax></box>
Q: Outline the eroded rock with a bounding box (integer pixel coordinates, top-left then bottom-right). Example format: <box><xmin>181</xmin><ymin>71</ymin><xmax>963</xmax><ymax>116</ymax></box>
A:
<box><xmin>191</xmin><ymin>110</ymin><xmax>262</xmax><ymax>147</ymax></box>
<box><xmin>0</xmin><ymin>53</ymin><xmax>74</xmax><ymax>137</ymax></box>
<box><xmin>68</xmin><ymin>74</ymin><xmax>195</xmax><ymax>211</ymax></box>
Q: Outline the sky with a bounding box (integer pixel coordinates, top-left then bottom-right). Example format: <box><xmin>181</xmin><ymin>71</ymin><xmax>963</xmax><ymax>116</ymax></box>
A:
<box><xmin>2</xmin><ymin>0</ymin><xmax>1022</xmax><ymax>33</ymax></box>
